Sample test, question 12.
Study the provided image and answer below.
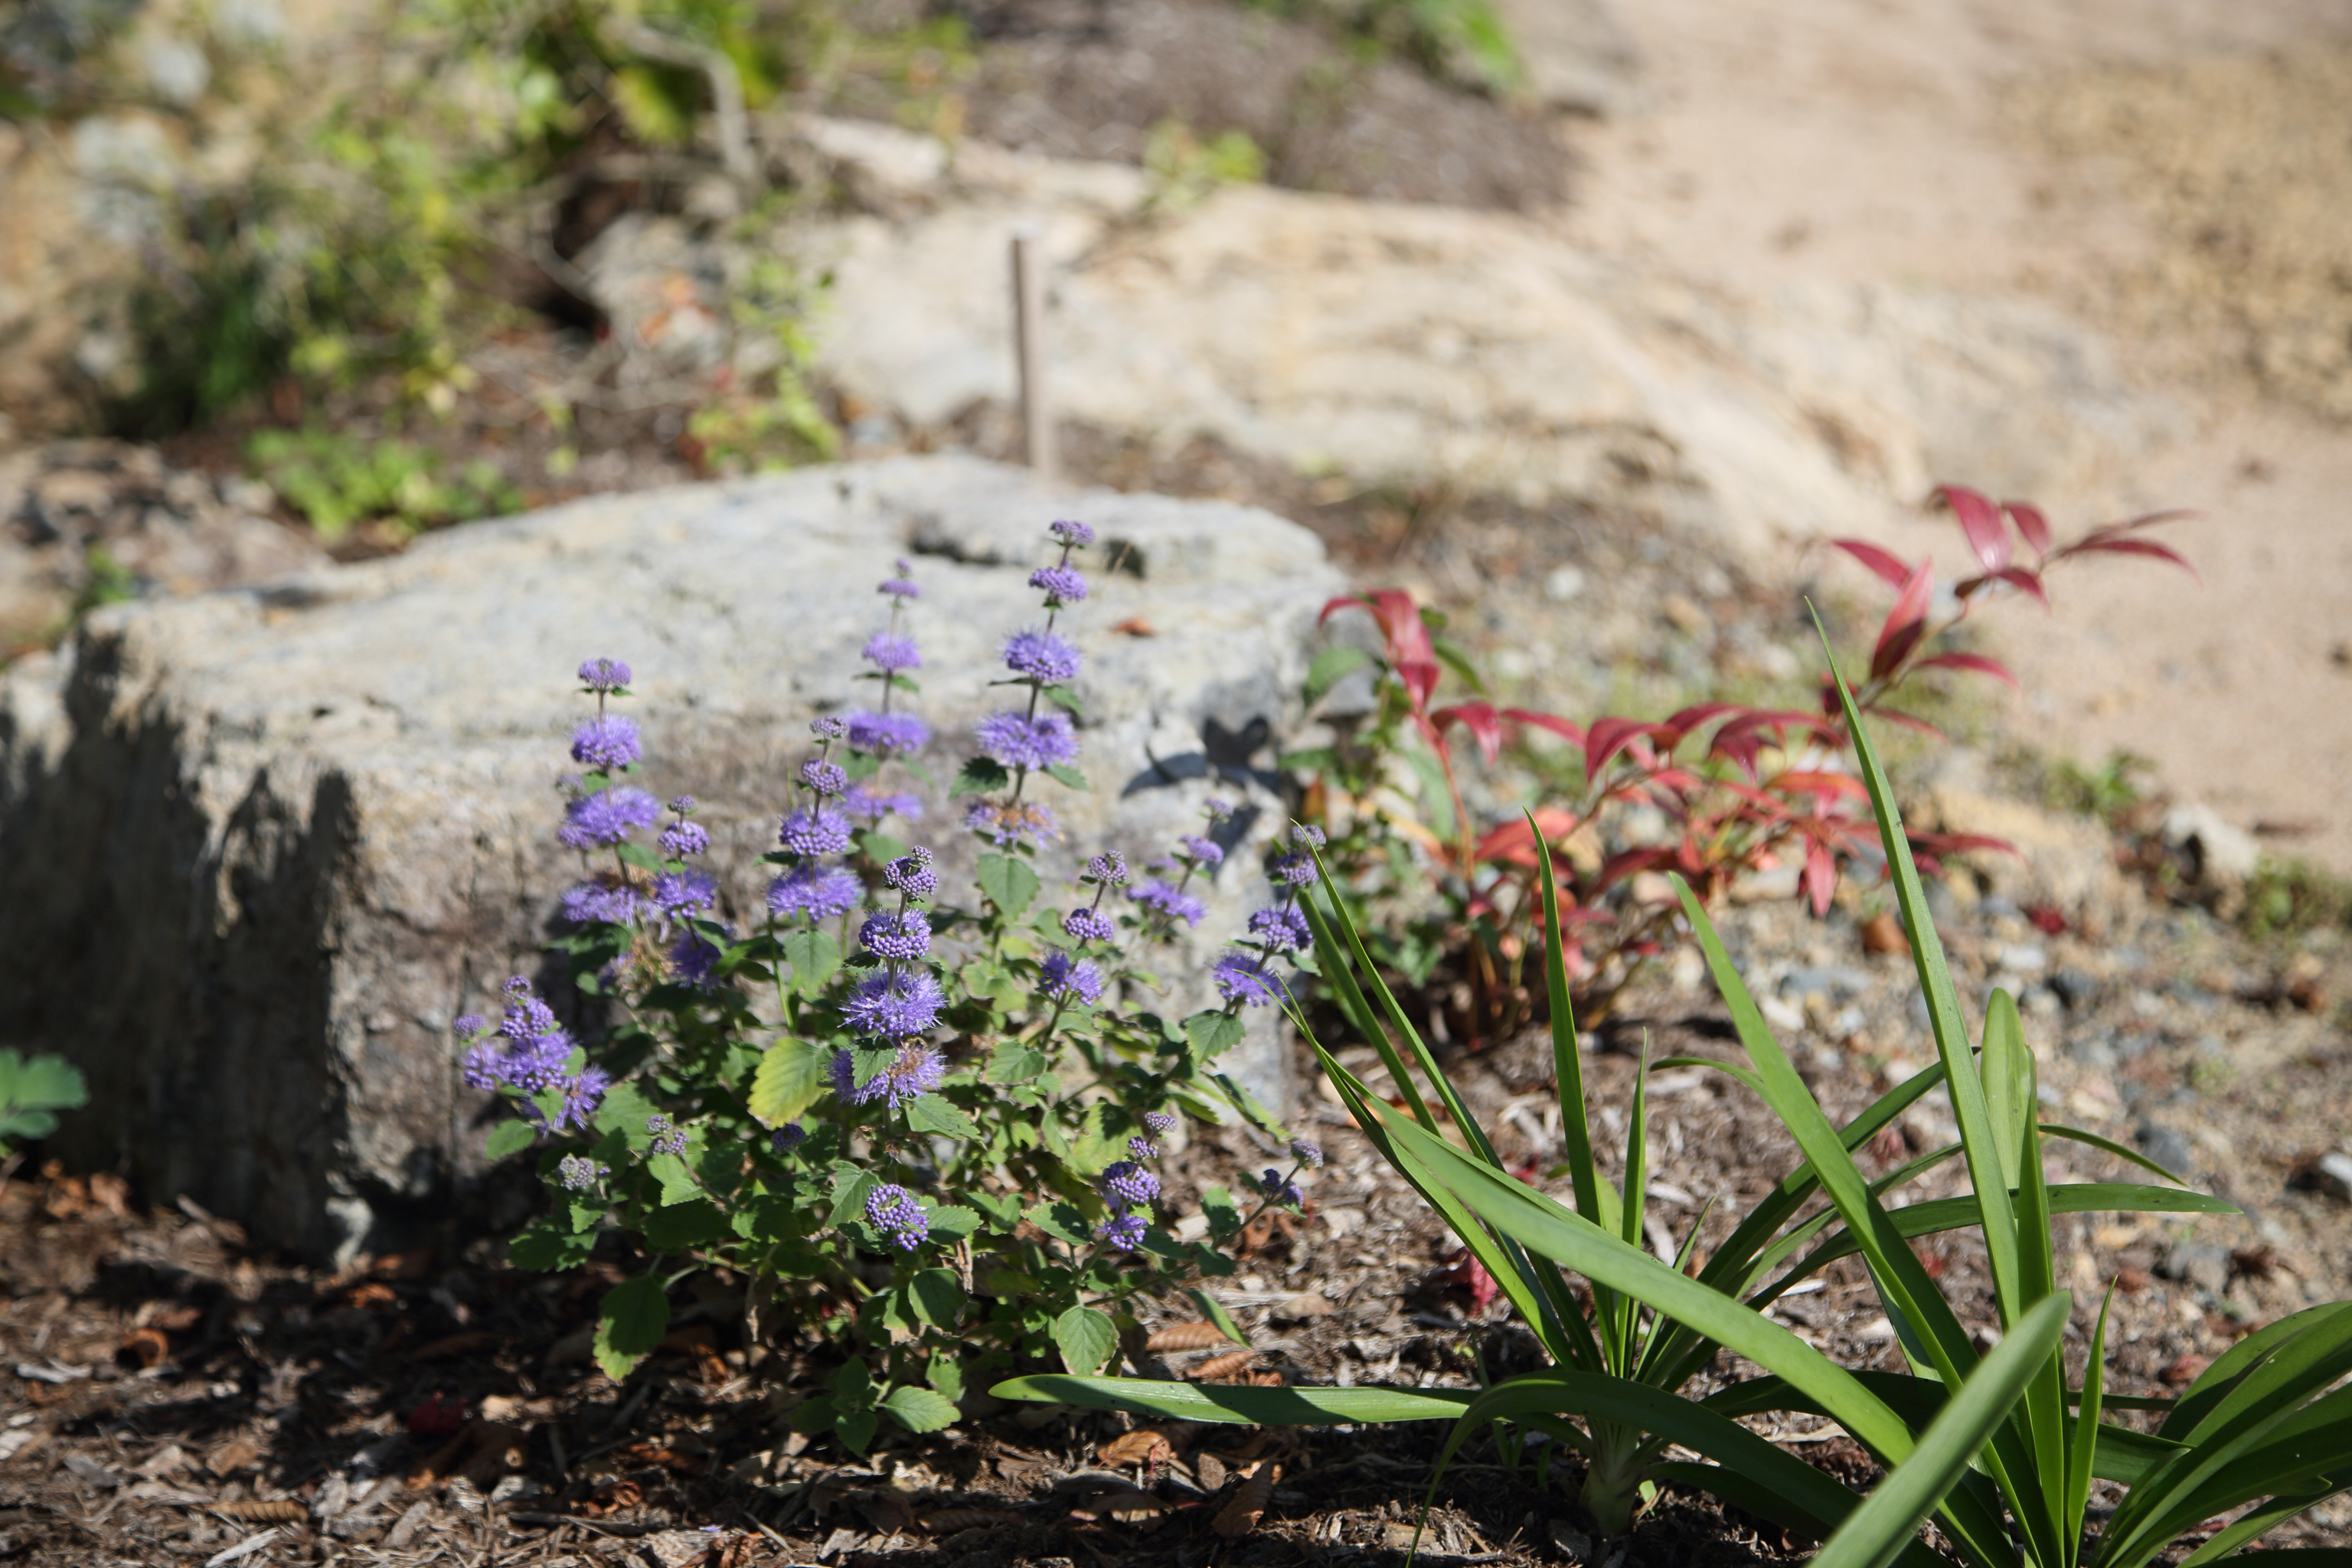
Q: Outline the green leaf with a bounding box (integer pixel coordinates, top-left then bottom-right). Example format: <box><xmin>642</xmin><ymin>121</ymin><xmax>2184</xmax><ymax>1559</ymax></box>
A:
<box><xmin>645</xmin><ymin>1151</ymin><xmax>698</xmax><ymax>1207</ymax></box>
<box><xmin>923</xmin><ymin>1204</ymin><xmax>981</xmax><ymax>1242</ymax></box>
<box><xmin>591</xmin><ymin>1078</ymin><xmax>655</xmax><ymax>1140</ymax></box>
<box><xmin>951</xmin><ymin>757</ymin><xmax>1011</xmax><ymax>798</ymax></box>
<box><xmin>1186</xmin><ymin>1288</ymin><xmax>1251</xmax><ymax>1348</ymax></box>
<box><xmin>829</xmin><ymin>1357</ymin><xmax>877</xmax><ymax>1407</ymax></box>
<box><xmin>1303</xmin><ymin>644</ymin><xmax>1375</xmax><ymax>707</ymax></box>
<box><xmin>782</xmin><ymin>927</ymin><xmax>841</xmax><ymax>997</ymax></box>
<box><xmin>1054</xmin><ymin>1305</ymin><xmax>1119</xmax><ymax>1376</ymax></box>
<box><xmin>1025</xmin><ymin>1201</ymin><xmax>1090</xmax><ymax>1246</ymax></box>
<box><xmin>1067</xmin><ymin>1102</ymin><xmax>1136</xmax><ymax>1175</ymax></box>
<box><xmin>858</xmin><ymin>830</ymin><xmax>909</xmax><ymax>865</ymax></box>
<box><xmin>1184</xmin><ymin>1009</ymin><xmax>1245</xmax><ymax>1067</ymax></box>
<box><xmin>975</xmin><ymin>854</ymin><xmax>1041</xmax><ymax>920</ymax></box>
<box><xmin>1200</xmin><ymin>1185</ymin><xmax>1240</xmax><ymax>1239</ymax></box>
<box><xmin>1044</xmin><ymin>763</ymin><xmax>1089</xmax><ymax>792</ymax></box>
<box><xmin>750</xmin><ymin>1040</ymin><xmax>831</xmax><ymax>1125</ymax></box>
<box><xmin>828</xmin><ymin>1165</ymin><xmax>878</xmax><ymax>1231</ymax></box>
<box><xmin>909</xmin><ymin>1269</ymin><xmax>967</xmax><ymax>1328</ymax></box>
<box><xmin>1812</xmin><ymin>1294</ymin><xmax>2073</xmax><ymax>1568</ymax></box>
<box><xmin>642</xmin><ymin>1199</ymin><xmax>728</xmax><ymax>1252</ymax></box>
<box><xmin>882</xmin><ymin>1384</ymin><xmax>961</xmax><ymax>1433</ymax></box>
<box><xmin>508</xmin><ymin>1218</ymin><xmax>596</xmax><ymax>1272</ymax></box>
<box><xmin>0</xmin><ymin>1050</ymin><xmax>88</xmax><ymax>1116</ymax></box>
<box><xmin>1041</xmin><ymin>683</ymin><xmax>1084</xmax><ymax>718</ymax></box>
<box><xmin>485</xmin><ymin>1119</ymin><xmax>537</xmax><ymax>1161</ymax></box>
<box><xmin>990</xmin><ymin>1048</ymin><xmax>1050</xmax><ymax>1084</ymax></box>
<box><xmin>906</xmin><ymin>1094</ymin><xmax>982</xmax><ymax>1142</ymax></box>
<box><xmin>593</xmin><ymin>1274</ymin><xmax>672</xmax><ymax>1380</ymax></box>
<box><xmin>836</xmin><ymin>1408</ymin><xmax>878</xmax><ymax>1454</ymax></box>
<box><xmin>1429</xmin><ymin>633</ymin><xmax>1486</xmax><ymax>695</ymax></box>
<box><xmin>995</xmin><ymin>1374</ymin><xmax>1478</xmax><ymax>1426</ymax></box>
<box><xmin>929</xmin><ymin>1357</ymin><xmax>965</xmax><ymax>1402</ymax></box>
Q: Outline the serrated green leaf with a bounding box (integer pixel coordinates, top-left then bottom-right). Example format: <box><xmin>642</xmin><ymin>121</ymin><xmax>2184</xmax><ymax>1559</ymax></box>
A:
<box><xmin>990</xmin><ymin>1047</ymin><xmax>1050</xmax><ymax>1084</ymax></box>
<box><xmin>645</xmin><ymin>1150</ymin><xmax>698</xmax><ymax>1207</ymax></box>
<box><xmin>1054</xmin><ymin>1305</ymin><xmax>1119</xmax><ymax>1376</ymax></box>
<box><xmin>857</xmin><ymin>829</ymin><xmax>909</xmax><ymax>864</ymax></box>
<box><xmin>928</xmin><ymin>1357</ymin><xmax>965</xmax><ymax>1401</ymax></box>
<box><xmin>485</xmin><ymin>1119</ymin><xmax>537</xmax><ymax>1161</ymax></box>
<box><xmin>906</xmin><ymin>1094</ymin><xmax>981</xmax><ymax>1142</ymax></box>
<box><xmin>1026</xmin><ymin>1201</ymin><xmax>1090</xmax><ymax>1246</ymax></box>
<box><xmin>976</xmin><ymin>854</ymin><xmax>1041</xmax><ymax>920</ymax></box>
<box><xmin>782</xmin><ymin>927</ymin><xmax>841</xmax><ymax>998</ymax></box>
<box><xmin>593</xmin><ymin>1274</ymin><xmax>671</xmax><ymax>1380</ymax></box>
<box><xmin>909</xmin><ymin>1269</ymin><xmax>966</xmax><ymax>1329</ymax></box>
<box><xmin>1044</xmin><ymin>763</ymin><xmax>1089</xmax><ymax>792</ymax></box>
<box><xmin>1303</xmin><ymin>643</ymin><xmax>1374</xmax><ymax>707</ymax></box>
<box><xmin>593</xmin><ymin>1079</ymin><xmax>657</xmax><ymax>1142</ymax></box>
<box><xmin>835</xmin><ymin>1408</ymin><xmax>878</xmax><ymax>1454</ymax></box>
<box><xmin>1201</xmin><ymin>1184</ymin><xmax>1240</xmax><ymax>1238</ymax></box>
<box><xmin>828</xmin><ymin>1166</ymin><xmax>877</xmax><ymax>1231</ymax></box>
<box><xmin>882</xmin><ymin>1384</ymin><xmax>961</xmax><ymax>1433</ymax></box>
<box><xmin>508</xmin><ymin>1219</ymin><xmax>596</xmax><ymax>1272</ymax></box>
<box><xmin>925</xmin><ymin>1204</ymin><xmax>981</xmax><ymax>1241</ymax></box>
<box><xmin>951</xmin><ymin>757</ymin><xmax>1011</xmax><ymax>798</ymax></box>
<box><xmin>616</xmin><ymin>840</ymin><xmax>663</xmax><ymax>872</ymax></box>
<box><xmin>1041</xmin><ymin>684</ymin><xmax>1083</xmax><ymax>718</ymax></box>
<box><xmin>0</xmin><ymin>1051</ymin><xmax>87</xmax><ymax>1116</ymax></box>
<box><xmin>1184</xmin><ymin>1009</ymin><xmax>1245</xmax><ymax>1067</ymax></box>
<box><xmin>750</xmin><ymin>1039</ymin><xmax>831</xmax><ymax>1125</ymax></box>
<box><xmin>828</xmin><ymin>1357</ymin><xmax>876</xmax><ymax>1406</ymax></box>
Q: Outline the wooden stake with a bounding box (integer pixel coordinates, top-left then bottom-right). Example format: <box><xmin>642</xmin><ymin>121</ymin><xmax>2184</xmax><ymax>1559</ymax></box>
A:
<box><xmin>1012</xmin><ymin>229</ymin><xmax>1055</xmax><ymax>481</ymax></box>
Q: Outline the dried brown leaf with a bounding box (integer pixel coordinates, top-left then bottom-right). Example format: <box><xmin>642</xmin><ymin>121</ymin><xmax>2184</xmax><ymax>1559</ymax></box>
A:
<box><xmin>210</xmin><ymin>1499</ymin><xmax>305</xmax><ymax>1523</ymax></box>
<box><xmin>1210</xmin><ymin>1461</ymin><xmax>1279</xmax><ymax>1539</ymax></box>
<box><xmin>1097</xmin><ymin>1429</ymin><xmax>1174</xmax><ymax>1468</ymax></box>
<box><xmin>1189</xmin><ymin>1349</ymin><xmax>1255</xmax><ymax>1382</ymax></box>
<box><xmin>410</xmin><ymin>1329</ymin><xmax>495</xmax><ymax>1361</ymax></box>
<box><xmin>1144</xmin><ymin>1322</ymin><xmax>1227</xmax><ymax>1353</ymax></box>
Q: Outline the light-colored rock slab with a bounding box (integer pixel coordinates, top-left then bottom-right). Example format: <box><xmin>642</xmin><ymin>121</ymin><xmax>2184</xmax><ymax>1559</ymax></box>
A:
<box><xmin>0</xmin><ymin>456</ymin><xmax>1343</xmax><ymax>1257</ymax></box>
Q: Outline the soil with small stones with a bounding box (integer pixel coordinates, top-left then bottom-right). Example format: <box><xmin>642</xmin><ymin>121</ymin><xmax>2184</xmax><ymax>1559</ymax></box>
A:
<box><xmin>826</xmin><ymin>0</ymin><xmax>1567</xmax><ymax>211</ymax></box>
<box><xmin>5</xmin><ymin>854</ymin><xmax>2348</xmax><ymax>1566</ymax></box>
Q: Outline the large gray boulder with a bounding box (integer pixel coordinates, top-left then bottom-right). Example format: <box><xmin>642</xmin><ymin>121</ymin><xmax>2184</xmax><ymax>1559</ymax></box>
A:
<box><xmin>0</xmin><ymin>456</ymin><xmax>1345</xmax><ymax>1259</ymax></box>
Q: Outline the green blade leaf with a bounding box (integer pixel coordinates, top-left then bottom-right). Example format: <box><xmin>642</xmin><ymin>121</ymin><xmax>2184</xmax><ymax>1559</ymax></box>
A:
<box><xmin>1303</xmin><ymin>644</ymin><xmax>1374</xmax><ymax>707</ymax></box>
<box><xmin>1186</xmin><ymin>1288</ymin><xmax>1251</xmax><ymax>1348</ymax></box>
<box><xmin>991</xmin><ymin>1374</ymin><xmax>1477</xmax><ymax>1426</ymax></box>
<box><xmin>1812</xmin><ymin>1293</ymin><xmax>2073</xmax><ymax>1568</ymax></box>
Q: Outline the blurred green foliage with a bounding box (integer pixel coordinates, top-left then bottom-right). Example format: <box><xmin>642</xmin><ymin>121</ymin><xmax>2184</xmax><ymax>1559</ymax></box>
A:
<box><xmin>1247</xmin><ymin>0</ymin><xmax>1521</xmax><ymax>93</ymax></box>
<box><xmin>247</xmin><ymin>428</ymin><xmax>519</xmax><ymax>541</ymax></box>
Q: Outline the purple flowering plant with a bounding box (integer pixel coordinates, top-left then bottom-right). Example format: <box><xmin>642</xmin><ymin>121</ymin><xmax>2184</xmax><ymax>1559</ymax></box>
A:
<box><xmin>470</xmin><ymin>524</ymin><xmax>1322</xmax><ymax>1456</ymax></box>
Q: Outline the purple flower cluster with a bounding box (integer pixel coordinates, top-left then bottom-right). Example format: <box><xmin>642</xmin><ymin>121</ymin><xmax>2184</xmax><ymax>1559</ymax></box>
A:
<box><xmin>459</xmin><ymin>978</ymin><xmax>608</xmax><ymax>1132</ymax></box>
<box><xmin>1131</xmin><ymin>880</ymin><xmax>1206</xmax><ymax>929</ymax></box>
<box><xmin>560</xmin><ymin>786</ymin><xmax>660</xmax><ymax>849</ymax></box>
<box><xmin>1037</xmin><ymin>950</ymin><xmax>1102</xmax><ymax>1007</ymax></box>
<box><xmin>844</xmin><ymin>784</ymin><xmax>924</xmax><ymax>822</ymax></box>
<box><xmin>879</xmin><ymin>558</ymin><xmax>921</xmax><ymax>600</ymax></box>
<box><xmin>841</xmin><ymin>969</ymin><xmax>946</xmax><ymax>1040</ymax></box>
<box><xmin>1063</xmin><ymin>906</ymin><xmax>1116</xmax><ymax>946</ymax></box>
<box><xmin>800</xmin><ymin>759</ymin><xmax>848</xmax><ymax>795</ymax></box>
<box><xmin>577</xmin><ymin>657</ymin><xmax>631</xmax><ymax>693</ymax></box>
<box><xmin>862</xmin><ymin>633</ymin><xmax>922</xmax><ymax>675</ymax></box>
<box><xmin>1212</xmin><ymin>951</ymin><xmax>1288</xmax><ymax>1008</ymax></box>
<box><xmin>1259</xmin><ymin>1168</ymin><xmax>1305</xmax><ymax>1209</ymax></box>
<box><xmin>1002</xmin><ymin>629</ymin><xmax>1080</xmax><ymax>684</ymax></box>
<box><xmin>858</xmin><ymin>909</ymin><xmax>933</xmax><ymax>961</ymax></box>
<box><xmin>557</xmin><ymin>1154</ymin><xmax>608</xmax><ymax>1191</ymax></box>
<box><xmin>1178</xmin><ymin>835</ymin><xmax>1224</xmax><ymax>868</ymax></box>
<box><xmin>884</xmin><ymin>847</ymin><xmax>937</xmax><ymax>900</ymax></box>
<box><xmin>975</xmin><ymin>710</ymin><xmax>1079</xmax><ymax>770</ymax></box>
<box><xmin>1093</xmin><ymin>1133</ymin><xmax>1160</xmax><ymax>1252</ymax></box>
<box><xmin>779</xmin><ymin>805</ymin><xmax>851</xmax><ymax>858</ymax></box>
<box><xmin>1209</xmin><ymin>821</ymin><xmax>1324</xmax><ymax>1010</ymax></box>
<box><xmin>1050</xmin><ymin>519</ymin><xmax>1096</xmax><ymax>546</ymax></box>
<box><xmin>1030</xmin><ymin>565</ymin><xmax>1087</xmax><ymax>604</ymax></box>
<box><xmin>571</xmin><ymin>714</ymin><xmax>642</xmax><ymax>771</ymax></box>
<box><xmin>832</xmin><ymin>1041</ymin><xmax>946</xmax><ymax>1108</ymax></box>
<box><xmin>1085</xmin><ymin>851</ymin><xmax>1129</xmax><ymax>887</ymax></box>
<box><xmin>1248</xmin><ymin>904</ymin><xmax>1310</xmax><ymax>953</ymax></box>
<box><xmin>770</xmin><ymin>1122</ymin><xmax>807</xmax><ymax>1154</ymax></box>
<box><xmin>846</xmin><ymin>710</ymin><xmax>929</xmax><ymax>755</ymax></box>
<box><xmin>866</xmin><ymin>1183</ymin><xmax>929</xmax><ymax>1250</ymax></box>
<box><xmin>768</xmin><ymin>862</ymin><xmax>861</xmax><ymax>921</ymax></box>
<box><xmin>560</xmin><ymin>876</ymin><xmax>645</xmax><ymax>927</ymax></box>
<box><xmin>660</xmin><ymin>817</ymin><xmax>709</xmax><ymax>859</ymax></box>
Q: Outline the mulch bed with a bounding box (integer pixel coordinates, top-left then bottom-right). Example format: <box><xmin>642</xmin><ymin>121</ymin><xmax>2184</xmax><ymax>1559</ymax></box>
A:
<box><xmin>5</xmin><ymin>869</ymin><xmax>2348</xmax><ymax>1566</ymax></box>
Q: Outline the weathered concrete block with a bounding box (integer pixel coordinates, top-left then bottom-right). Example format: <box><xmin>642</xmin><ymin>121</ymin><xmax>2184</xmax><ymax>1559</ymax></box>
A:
<box><xmin>0</xmin><ymin>456</ymin><xmax>1344</xmax><ymax>1259</ymax></box>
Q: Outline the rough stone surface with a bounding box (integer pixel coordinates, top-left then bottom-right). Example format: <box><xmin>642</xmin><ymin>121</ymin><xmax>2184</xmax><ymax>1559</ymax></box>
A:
<box><xmin>0</xmin><ymin>440</ymin><xmax>325</xmax><ymax>652</ymax></box>
<box><xmin>781</xmin><ymin>116</ymin><xmax>2177</xmax><ymax>567</ymax></box>
<box><xmin>0</xmin><ymin>456</ymin><xmax>1343</xmax><ymax>1259</ymax></box>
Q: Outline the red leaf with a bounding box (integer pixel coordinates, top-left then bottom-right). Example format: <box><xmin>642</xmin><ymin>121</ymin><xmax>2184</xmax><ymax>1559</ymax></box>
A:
<box><xmin>1470</xmin><ymin>806</ymin><xmax>1579</xmax><ymax>869</ymax></box>
<box><xmin>1711</xmin><ymin>730</ymin><xmax>1763</xmax><ymax>782</ymax></box>
<box><xmin>1987</xmin><ymin>567</ymin><xmax>2050</xmax><ymax>609</ymax></box>
<box><xmin>2002</xmin><ymin>500</ymin><xmax>2052</xmax><ymax>557</ymax></box>
<box><xmin>2104</xmin><ymin>508</ymin><xmax>2199</xmax><ymax>534</ymax></box>
<box><xmin>1870</xmin><ymin>561</ymin><xmax>1934</xmax><ymax>680</ymax></box>
<box><xmin>1501</xmin><ymin>707</ymin><xmax>1585</xmax><ymax>746</ymax></box>
<box><xmin>1322</xmin><ymin>590</ymin><xmax>1442</xmax><ymax>702</ymax></box>
<box><xmin>1828</xmin><ymin>538</ymin><xmax>1916</xmax><ymax>590</ymax></box>
<box><xmin>2060</xmin><ymin>537</ymin><xmax>2200</xmax><ymax>580</ymax></box>
<box><xmin>1913</xmin><ymin>651</ymin><xmax>2020</xmax><ymax>687</ymax></box>
<box><xmin>1938</xmin><ymin>485</ymin><xmax>2011</xmax><ymax>573</ymax></box>
<box><xmin>1766</xmin><ymin>770</ymin><xmax>1867</xmax><ymax>800</ymax></box>
<box><xmin>1584</xmin><ymin>717</ymin><xmax>1668</xmax><ymax>782</ymax></box>
<box><xmin>1802</xmin><ymin>839</ymin><xmax>1838</xmax><ymax>918</ymax></box>
<box><xmin>1865</xmin><ymin>707</ymin><xmax>1948</xmax><ymax>740</ymax></box>
<box><xmin>1592</xmin><ymin>845</ymin><xmax>1670</xmax><ymax>895</ymax></box>
<box><xmin>1907</xmin><ymin>830</ymin><xmax>2018</xmax><ymax>859</ymax></box>
<box><xmin>1431</xmin><ymin>701</ymin><xmax>1503</xmax><ymax>766</ymax></box>
<box><xmin>1658</xmin><ymin>702</ymin><xmax>1744</xmax><ymax>748</ymax></box>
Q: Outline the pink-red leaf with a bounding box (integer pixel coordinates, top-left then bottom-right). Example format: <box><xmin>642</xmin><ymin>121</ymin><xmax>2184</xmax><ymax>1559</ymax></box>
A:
<box><xmin>1660</xmin><ymin>702</ymin><xmax>1743</xmax><ymax>746</ymax></box>
<box><xmin>2060</xmin><ymin>537</ymin><xmax>2200</xmax><ymax>580</ymax></box>
<box><xmin>1431</xmin><ymin>701</ymin><xmax>1503</xmax><ymax>767</ymax></box>
<box><xmin>1471</xmin><ymin>807</ymin><xmax>1579</xmax><ymax>870</ymax></box>
<box><xmin>1584</xmin><ymin>717</ymin><xmax>1668</xmax><ymax>782</ymax></box>
<box><xmin>1870</xmin><ymin>560</ymin><xmax>1935</xmax><ymax>681</ymax></box>
<box><xmin>1828</xmin><ymin>538</ymin><xmax>1916</xmax><ymax>591</ymax></box>
<box><xmin>2002</xmin><ymin>501</ymin><xmax>2052</xmax><ymax>558</ymax></box>
<box><xmin>1913</xmin><ymin>651</ymin><xmax>2020</xmax><ymax>687</ymax></box>
<box><xmin>1865</xmin><ymin>707</ymin><xmax>1948</xmax><ymax>740</ymax></box>
<box><xmin>1501</xmin><ymin>707</ymin><xmax>1585</xmax><ymax>747</ymax></box>
<box><xmin>1802</xmin><ymin>839</ymin><xmax>1838</xmax><ymax>919</ymax></box>
<box><xmin>1766</xmin><ymin>770</ymin><xmax>1868</xmax><ymax>801</ymax></box>
<box><xmin>1592</xmin><ymin>845</ymin><xmax>1670</xmax><ymax>897</ymax></box>
<box><xmin>1988</xmin><ymin>567</ymin><xmax>2050</xmax><ymax>609</ymax></box>
<box><xmin>1908</xmin><ymin>831</ymin><xmax>2019</xmax><ymax>861</ymax></box>
<box><xmin>1939</xmin><ymin>485</ymin><xmax>2011</xmax><ymax>573</ymax></box>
